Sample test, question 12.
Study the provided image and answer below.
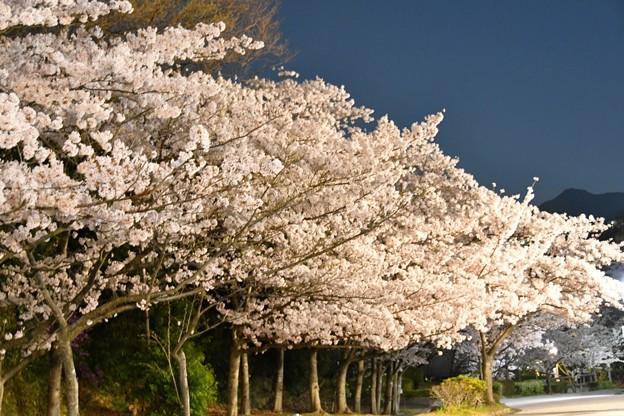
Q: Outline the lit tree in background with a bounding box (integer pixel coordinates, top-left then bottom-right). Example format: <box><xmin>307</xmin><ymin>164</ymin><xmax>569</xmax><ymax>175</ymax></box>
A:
<box><xmin>456</xmin><ymin>186</ymin><xmax>624</xmax><ymax>404</ymax></box>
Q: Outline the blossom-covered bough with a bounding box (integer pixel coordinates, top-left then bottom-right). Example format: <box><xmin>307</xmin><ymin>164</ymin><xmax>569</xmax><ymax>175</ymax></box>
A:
<box><xmin>2</xmin><ymin>2</ymin><xmax>624</xmax><ymax>416</ymax></box>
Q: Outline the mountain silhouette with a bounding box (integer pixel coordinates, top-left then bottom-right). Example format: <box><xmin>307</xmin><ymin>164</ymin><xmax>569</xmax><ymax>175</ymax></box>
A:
<box><xmin>539</xmin><ymin>189</ymin><xmax>624</xmax><ymax>222</ymax></box>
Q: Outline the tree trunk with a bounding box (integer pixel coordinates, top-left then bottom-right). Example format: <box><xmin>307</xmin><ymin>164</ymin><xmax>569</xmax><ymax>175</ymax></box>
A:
<box><xmin>392</xmin><ymin>370</ymin><xmax>402</xmax><ymax>414</ymax></box>
<box><xmin>375</xmin><ymin>361</ymin><xmax>383</xmax><ymax>414</ymax></box>
<box><xmin>145</xmin><ymin>309</ymin><xmax>151</xmax><ymax>340</ymax></box>
<box><xmin>309</xmin><ymin>349</ymin><xmax>323</xmax><ymax>413</ymax></box>
<box><xmin>47</xmin><ymin>343</ymin><xmax>63</xmax><ymax>416</ymax></box>
<box><xmin>273</xmin><ymin>348</ymin><xmax>284</xmax><ymax>413</ymax></box>
<box><xmin>546</xmin><ymin>372</ymin><xmax>552</xmax><ymax>394</ymax></box>
<box><xmin>0</xmin><ymin>376</ymin><xmax>4</xmax><ymax>416</ymax></box>
<box><xmin>174</xmin><ymin>350</ymin><xmax>191</xmax><ymax>416</ymax></box>
<box><xmin>383</xmin><ymin>363</ymin><xmax>393</xmax><ymax>415</ymax></box>
<box><xmin>370</xmin><ymin>358</ymin><xmax>378</xmax><ymax>414</ymax></box>
<box><xmin>336</xmin><ymin>349</ymin><xmax>352</xmax><ymax>414</ymax></box>
<box><xmin>354</xmin><ymin>359</ymin><xmax>364</xmax><ymax>413</ymax></box>
<box><xmin>227</xmin><ymin>332</ymin><xmax>242</xmax><ymax>416</ymax></box>
<box><xmin>58</xmin><ymin>333</ymin><xmax>80</xmax><ymax>416</ymax></box>
<box><xmin>478</xmin><ymin>326</ymin><xmax>517</xmax><ymax>406</ymax></box>
<box><xmin>241</xmin><ymin>351</ymin><xmax>251</xmax><ymax>416</ymax></box>
<box><xmin>0</xmin><ymin>357</ymin><xmax>4</xmax><ymax>416</ymax></box>
<box><xmin>479</xmin><ymin>345</ymin><xmax>495</xmax><ymax>405</ymax></box>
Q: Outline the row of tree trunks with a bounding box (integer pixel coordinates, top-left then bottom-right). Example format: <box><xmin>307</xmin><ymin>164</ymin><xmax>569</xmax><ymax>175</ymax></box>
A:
<box><xmin>226</xmin><ymin>330</ymin><xmax>258</xmax><ymax>416</ymax></box>
<box><xmin>225</xmin><ymin>338</ymin><xmax>405</xmax><ymax>416</ymax></box>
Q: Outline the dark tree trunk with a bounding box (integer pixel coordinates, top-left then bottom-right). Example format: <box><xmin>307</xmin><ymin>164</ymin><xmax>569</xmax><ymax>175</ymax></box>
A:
<box><xmin>354</xmin><ymin>359</ymin><xmax>364</xmax><ymax>413</ymax></box>
<box><xmin>241</xmin><ymin>351</ymin><xmax>251</xmax><ymax>416</ymax></box>
<box><xmin>546</xmin><ymin>372</ymin><xmax>552</xmax><ymax>394</ymax></box>
<box><xmin>0</xmin><ymin>376</ymin><xmax>3</xmax><ymax>416</ymax></box>
<box><xmin>47</xmin><ymin>343</ymin><xmax>63</xmax><ymax>416</ymax></box>
<box><xmin>370</xmin><ymin>358</ymin><xmax>378</xmax><ymax>414</ymax></box>
<box><xmin>0</xmin><ymin>358</ymin><xmax>4</xmax><ymax>416</ymax></box>
<box><xmin>309</xmin><ymin>349</ymin><xmax>323</xmax><ymax>413</ymax></box>
<box><xmin>376</xmin><ymin>360</ymin><xmax>383</xmax><ymax>413</ymax></box>
<box><xmin>383</xmin><ymin>363</ymin><xmax>393</xmax><ymax>415</ymax></box>
<box><xmin>273</xmin><ymin>348</ymin><xmax>284</xmax><ymax>413</ymax></box>
<box><xmin>227</xmin><ymin>331</ymin><xmax>242</xmax><ymax>416</ymax></box>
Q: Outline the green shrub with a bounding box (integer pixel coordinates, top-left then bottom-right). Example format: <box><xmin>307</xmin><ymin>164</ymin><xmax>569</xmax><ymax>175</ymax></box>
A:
<box><xmin>403</xmin><ymin>388</ymin><xmax>432</xmax><ymax>398</ymax></box>
<box><xmin>499</xmin><ymin>380</ymin><xmax>516</xmax><ymax>396</ymax></box>
<box><xmin>514</xmin><ymin>379</ymin><xmax>544</xmax><ymax>396</ymax></box>
<box><xmin>492</xmin><ymin>381</ymin><xmax>503</xmax><ymax>396</ymax></box>
<box><xmin>402</xmin><ymin>368</ymin><xmax>430</xmax><ymax>398</ymax></box>
<box><xmin>134</xmin><ymin>342</ymin><xmax>218</xmax><ymax>416</ymax></box>
<box><xmin>588</xmin><ymin>379</ymin><xmax>614</xmax><ymax>391</ymax></box>
<box><xmin>549</xmin><ymin>380</ymin><xmax>568</xmax><ymax>394</ymax></box>
<box><xmin>431</xmin><ymin>375</ymin><xmax>487</xmax><ymax>408</ymax></box>
<box><xmin>403</xmin><ymin>367</ymin><xmax>425</xmax><ymax>389</ymax></box>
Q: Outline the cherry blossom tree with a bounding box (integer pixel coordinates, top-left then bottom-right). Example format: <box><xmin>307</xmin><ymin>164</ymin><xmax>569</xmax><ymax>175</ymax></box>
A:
<box><xmin>4</xmin><ymin>3</ymin><xmax>624</xmax><ymax>416</ymax></box>
<box><xmin>544</xmin><ymin>318</ymin><xmax>622</xmax><ymax>382</ymax></box>
<box><xmin>455</xmin><ymin>186</ymin><xmax>624</xmax><ymax>404</ymax></box>
<box><xmin>0</xmin><ymin>2</ymin><xmax>386</xmax><ymax>414</ymax></box>
<box><xmin>219</xmin><ymin>115</ymin><xmax>496</xmax><ymax>414</ymax></box>
<box><xmin>487</xmin><ymin>312</ymin><xmax>623</xmax><ymax>393</ymax></box>
<box><xmin>1</xmin><ymin>3</ymin><xmax>470</xmax><ymax>415</ymax></box>
<box><xmin>218</xmin><ymin>114</ymin><xmax>459</xmax><ymax>415</ymax></box>
<box><xmin>449</xmin><ymin>314</ymin><xmax>561</xmax><ymax>383</ymax></box>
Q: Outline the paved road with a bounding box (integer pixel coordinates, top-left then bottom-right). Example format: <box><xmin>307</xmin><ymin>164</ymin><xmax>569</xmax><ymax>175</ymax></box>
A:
<box><xmin>501</xmin><ymin>390</ymin><xmax>624</xmax><ymax>416</ymax></box>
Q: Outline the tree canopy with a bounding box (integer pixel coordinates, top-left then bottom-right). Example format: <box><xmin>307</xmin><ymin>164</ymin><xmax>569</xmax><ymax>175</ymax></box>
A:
<box><xmin>1</xmin><ymin>2</ymin><xmax>623</xmax><ymax>415</ymax></box>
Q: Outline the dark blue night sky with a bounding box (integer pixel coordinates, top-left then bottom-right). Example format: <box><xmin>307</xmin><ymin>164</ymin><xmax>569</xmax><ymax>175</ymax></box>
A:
<box><xmin>279</xmin><ymin>1</ymin><xmax>624</xmax><ymax>204</ymax></box>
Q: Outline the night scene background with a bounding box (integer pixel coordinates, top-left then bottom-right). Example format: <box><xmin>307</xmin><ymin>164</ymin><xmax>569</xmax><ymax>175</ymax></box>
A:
<box><xmin>278</xmin><ymin>0</ymin><xmax>624</xmax><ymax>205</ymax></box>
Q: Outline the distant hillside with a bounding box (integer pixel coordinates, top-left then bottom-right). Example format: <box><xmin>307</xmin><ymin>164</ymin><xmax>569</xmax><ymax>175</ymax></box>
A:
<box><xmin>539</xmin><ymin>188</ymin><xmax>624</xmax><ymax>221</ymax></box>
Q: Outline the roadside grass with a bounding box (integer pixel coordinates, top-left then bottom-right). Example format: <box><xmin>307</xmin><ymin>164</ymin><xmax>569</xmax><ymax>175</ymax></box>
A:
<box><xmin>431</xmin><ymin>403</ymin><xmax>514</xmax><ymax>416</ymax></box>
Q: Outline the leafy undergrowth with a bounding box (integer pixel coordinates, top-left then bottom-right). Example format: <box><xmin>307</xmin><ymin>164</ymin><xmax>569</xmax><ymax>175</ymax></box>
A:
<box><xmin>206</xmin><ymin>404</ymin><xmax>288</xmax><ymax>416</ymax></box>
<box><xmin>433</xmin><ymin>403</ymin><xmax>514</xmax><ymax>416</ymax></box>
